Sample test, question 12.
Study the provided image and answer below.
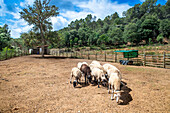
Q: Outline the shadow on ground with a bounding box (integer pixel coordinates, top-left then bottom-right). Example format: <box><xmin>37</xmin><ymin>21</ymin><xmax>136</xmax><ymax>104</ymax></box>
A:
<box><xmin>31</xmin><ymin>55</ymin><xmax>68</xmax><ymax>59</ymax></box>
<box><xmin>119</xmin><ymin>81</ymin><xmax>133</xmax><ymax>105</ymax></box>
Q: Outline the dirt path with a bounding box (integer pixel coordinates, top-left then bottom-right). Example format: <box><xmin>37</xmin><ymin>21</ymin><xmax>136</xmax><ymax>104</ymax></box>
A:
<box><xmin>0</xmin><ymin>55</ymin><xmax>169</xmax><ymax>113</ymax></box>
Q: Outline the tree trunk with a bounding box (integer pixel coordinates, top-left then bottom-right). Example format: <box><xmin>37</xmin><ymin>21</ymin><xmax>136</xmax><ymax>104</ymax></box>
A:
<box><xmin>40</xmin><ymin>24</ymin><xmax>45</xmax><ymax>58</ymax></box>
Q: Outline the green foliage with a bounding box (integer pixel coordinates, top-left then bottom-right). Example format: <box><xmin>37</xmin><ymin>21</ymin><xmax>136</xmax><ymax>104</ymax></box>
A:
<box><xmin>0</xmin><ymin>47</ymin><xmax>17</xmax><ymax>60</ymax></box>
<box><xmin>141</xmin><ymin>15</ymin><xmax>159</xmax><ymax>44</ymax></box>
<box><xmin>109</xmin><ymin>28</ymin><xmax>123</xmax><ymax>45</ymax></box>
<box><xmin>20</xmin><ymin>0</ymin><xmax>59</xmax><ymax>57</ymax></box>
<box><xmin>100</xmin><ymin>44</ymin><xmax>106</xmax><ymax>50</ymax></box>
<box><xmin>159</xmin><ymin>19</ymin><xmax>170</xmax><ymax>38</ymax></box>
<box><xmin>123</xmin><ymin>23</ymin><xmax>140</xmax><ymax>44</ymax></box>
<box><xmin>0</xmin><ymin>24</ymin><xmax>11</xmax><ymax>51</ymax></box>
<box><xmin>157</xmin><ymin>34</ymin><xmax>164</xmax><ymax>43</ymax></box>
<box><xmin>97</xmin><ymin>34</ymin><xmax>109</xmax><ymax>45</ymax></box>
<box><xmin>55</xmin><ymin>0</ymin><xmax>169</xmax><ymax>49</ymax></box>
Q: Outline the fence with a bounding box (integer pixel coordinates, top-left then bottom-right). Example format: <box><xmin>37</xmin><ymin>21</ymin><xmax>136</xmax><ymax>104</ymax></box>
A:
<box><xmin>0</xmin><ymin>49</ymin><xmax>29</xmax><ymax>61</ymax></box>
<box><xmin>50</xmin><ymin>49</ymin><xmax>170</xmax><ymax>69</ymax></box>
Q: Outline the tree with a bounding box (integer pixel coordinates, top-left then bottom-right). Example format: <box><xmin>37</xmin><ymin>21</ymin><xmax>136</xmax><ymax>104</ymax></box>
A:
<box><xmin>0</xmin><ymin>24</ymin><xmax>11</xmax><ymax>51</ymax></box>
<box><xmin>141</xmin><ymin>16</ymin><xmax>159</xmax><ymax>44</ymax></box>
<box><xmin>159</xmin><ymin>19</ymin><xmax>170</xmax><ymax>38</ymax></box>
<box><xmin>97</xmin><ymin>34</ymin><xmax>108</xmax><ymax>46</ymax></box>
<box><xmin>123</xmin><ymin>23</ymin><xmax>140</xmax><ymax>45</ymax></box>
<box><xmin>108</xmin><ymin>28</ymin><xmax>123</xmax><ymax>46</ymax></box>
<box><xmin>46</xmin><ymin>31</ymin><xmax>60</xmax><ymax>48</ymax></box>
<box><xmin>20</xmin><ymin>0</ymin><xmax>59</xmax><ymax>57</ymax></box>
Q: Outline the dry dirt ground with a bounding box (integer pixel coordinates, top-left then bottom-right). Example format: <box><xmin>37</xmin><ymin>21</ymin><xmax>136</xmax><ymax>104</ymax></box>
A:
<box><xmin>0</xmin><ymin>55</ymin><xmax>169</xmax><ymax>113</ymax></box>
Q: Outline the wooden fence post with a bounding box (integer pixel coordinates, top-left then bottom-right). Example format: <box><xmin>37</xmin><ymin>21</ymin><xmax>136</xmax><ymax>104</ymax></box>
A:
<box><xmin>0</xmin><ymin>52</ymin><xmax>1</xmax><ymax>60</ymax></box>
<box><xmin>104</xmin><ymin>51</ymin><xmax>106</xmax><ymax>62</ymax></box>
<box><xmin>14</xmin><ymin>50</ymin><xmax>16</xmax><ymax>57</ymax></box>
<box><xmin>20</xmin><ymin>50</ymin><xmax>22</xmax><ymax>56</ymax></box>
<box><xmin>66</xmin><ymin>48</ymin><xmax>68</xmax><ymax>57</ymax></box>
<box><xmin>76</xmin><ymin>51</ymin><xmax>77</xmax><ymax>58</ymax></box>
<box><xmin>88</xmin><ymin>51</ymin><xmax>90</xmax><ymax>60</ymax></box>
<box><xmin>59</xmin><ymin>48</ymin><xmax>60</xmax><ymax>56</ymax></box>
<box><xmin>10</xmin><ymin>50</ymin><xmax>12</xmax><ymax>58</ymax></box>
<box><xmin>144</xmin><ymin>53</ymin><xmax>146</xmax><ymax>66</ymax></box>
<box><xmin>112</xmin><ymin>51</ymin><xmax>114</xmax><ymax>62</ymax></box>
<box><xmin>81</xmin><ymin>51</ymin><xmax>83</xmax><ymax>59</ymax></box>
<box><xmin>71</xmin><ymin>48</ymin><xmax>72</xmax><ymax>57</ymax></box>
<box><xmin>115</xmin><ymin>52</ymin><xmax>117</xmax><ymax>63</ymax></box>
<box><xmin>55</xmin><ymin>50</ymin><xmax>57</xmax><ymax>56</ymax></box>
<box><xmin>5</xmin><ymin>49</ymin><xmax>8</xmax><ymax>60</ymax></box>
<box><xmin>163</xmin><ymin>52</ymin><xmax>166</xmax><ymax>68</ymax></box>
<box><xmin>96</xmin><ymin>51</ymin><xmax>97</xmax><ymax>60</ymax></box>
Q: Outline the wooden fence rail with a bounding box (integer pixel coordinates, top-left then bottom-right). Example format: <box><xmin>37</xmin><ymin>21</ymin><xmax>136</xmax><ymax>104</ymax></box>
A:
<box><xmin>50</xmin><ymin>49</ymin><xmax>170</xmax><ymax>69</ymax></box>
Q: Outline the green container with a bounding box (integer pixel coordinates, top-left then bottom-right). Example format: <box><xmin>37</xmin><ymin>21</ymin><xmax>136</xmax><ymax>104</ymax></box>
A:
<box><xmin>114</xmin><ymin>50</ymin><xmax>138</xmax><ymax>58</ymax></box>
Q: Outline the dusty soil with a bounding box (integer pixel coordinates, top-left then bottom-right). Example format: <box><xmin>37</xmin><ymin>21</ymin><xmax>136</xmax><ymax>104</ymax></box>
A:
<box><xmin>0</xmin><ymin>55</ymin><xmax>169</xmax><ymax>113</ymax></box>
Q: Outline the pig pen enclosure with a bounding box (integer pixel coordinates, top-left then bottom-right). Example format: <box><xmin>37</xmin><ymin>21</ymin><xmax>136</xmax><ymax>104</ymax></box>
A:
<box><xmin>0</xmin><ymin>55</ymin><xmax>169</xmax><ymax>112</ymax></box>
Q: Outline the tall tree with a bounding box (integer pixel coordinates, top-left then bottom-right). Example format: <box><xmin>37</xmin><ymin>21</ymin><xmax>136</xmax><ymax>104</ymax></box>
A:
<box><xmin>141</xmin><ymin>16</ymin><xmax>159</xmax><ymax>44</ymax></box>
<box><xmin>159</xmin><ymin>19</ymin><xmax>170</xmax><ymax>38</ymax></box>
<box><xmin>0</xmin><ymin>24</ymin><xmax>11</xmax><ymax>51</ymax></box>
<box><xmin>123</xmin><ymin>23</ymin><xmax>140</xmax><ymax>44</ymax></box>
<box><xmin>20</xmin><ymin>0</ymin><xmax>59</xmax><ymax>57</ymax></box>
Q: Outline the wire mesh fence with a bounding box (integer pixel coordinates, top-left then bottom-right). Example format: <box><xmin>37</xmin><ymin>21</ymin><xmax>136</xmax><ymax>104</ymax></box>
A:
<box><xmin>0</xmin><ymin>49</ymin><xmax>29</xmax><ymax>61</ymax></box>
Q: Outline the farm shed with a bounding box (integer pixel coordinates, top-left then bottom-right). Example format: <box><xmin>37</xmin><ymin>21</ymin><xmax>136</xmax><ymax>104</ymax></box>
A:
<box><xmin>32</xmin><ymin>45</ymin><xmax>50</xmax><ymax>55</ymax></box>
<box><xmin>114</xmin><ymin>50</ymin><xmax>138</xmax><ymax>65</ymax></box>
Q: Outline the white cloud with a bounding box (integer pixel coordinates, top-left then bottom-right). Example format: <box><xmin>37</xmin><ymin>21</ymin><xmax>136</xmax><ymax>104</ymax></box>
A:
<box><xmin>10</xmin><ymin>22</ymin><xmax>33</xmax><ymax>38</ymax></box>
<box><xmin>60</xmin><ymin>11</ymin><xmax>92</xmax><ymax>21</ymax></box>
<box><xmin>20</xmin><ymin>2</ymin><xmax>25</xmax><ymax>7</ymax></box>
<box><xmin>53</xmin><ymin>0</ymin><xmax>132</xmax><ymax>31</ymax></box>
<box><xmin>9</xmin><ymin>12</ymin><xmax>20</xmax><ymax>19</ymax></box>
<box><xmin>25</xmin><ymin>0</ymin><xmax>35</xmax><ymax>6</ymax></box>
<box><xmin>1</xmin><ymin>0</ymin><xmax>133</xmax><ymax>38</ymax></box>
<box><xmin>51</xmin><ymin>16</ymin><xmax>69</xmax><ymax>30</ymax></box>
<box><xmin>140</xmin><ymin>0</ymin><xmax>146</xmax><ymax>2</ymax></box>
<box><xmin>0</xmin><ymin>0</ymin><xmax>7</xmax><ymax>16</ymax></box>
<box><xmin>7</xmin><ymin>13</ymin><xmax>33</xmax><ymax>38</ymax></box>
<box><xmin>73</xmin><ymin>0</ymin><xmax>132</xmax><ymax>18</ymax></box>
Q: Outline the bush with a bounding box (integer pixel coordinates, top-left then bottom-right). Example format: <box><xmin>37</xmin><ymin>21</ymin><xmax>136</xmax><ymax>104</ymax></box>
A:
<box><xmin>157</xmin><ymin>34</ymin><xmax>163</xmax><ymax>44</ymax></box>
<box><xmin>0</xmin><ymin>47</ymin><xmax>16</xmax><ymax>60</ymax></box>
<box><xmin>149</xmin><ymin>38</ymin><xmax>153</xmax><ymax>44</ymax></box>
<box><xmin>100</xmin><ymin>44</ymin><xmax>106</xmax><ymax>50</ymax></box>
<box><xmin>90</xmin><ymin>45</ymin><xmax>100</xmax><ymax>50</ymax></box>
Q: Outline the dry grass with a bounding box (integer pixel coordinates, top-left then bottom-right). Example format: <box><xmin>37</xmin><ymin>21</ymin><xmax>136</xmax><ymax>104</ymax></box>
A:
<box><xmin>0</xmin><ymin>55</ymin><xmax>169</xmax><ymax>112</ymax></box>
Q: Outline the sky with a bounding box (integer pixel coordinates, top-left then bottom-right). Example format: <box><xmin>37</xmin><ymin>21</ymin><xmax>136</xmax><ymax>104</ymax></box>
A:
<box><xmin>0</xmin><ymin>0</ymin><xmax>167</xmax><ymax>38</ymax></box>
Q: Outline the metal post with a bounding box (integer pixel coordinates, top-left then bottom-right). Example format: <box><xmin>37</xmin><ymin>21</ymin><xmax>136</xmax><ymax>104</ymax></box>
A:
<box><xmin>88</xmin><ymin>51</ymin><xmax>90</xmax><ymax>60</ymax></box>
